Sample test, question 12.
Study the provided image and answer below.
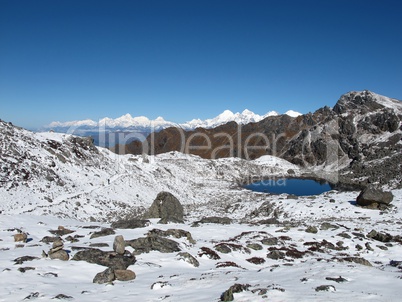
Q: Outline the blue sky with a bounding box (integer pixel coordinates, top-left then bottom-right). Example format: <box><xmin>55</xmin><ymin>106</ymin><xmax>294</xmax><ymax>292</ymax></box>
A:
<box><xmin>1</xmin><ymin>0</ymin><xmax>401</xmax><ymax>129</ymax></box>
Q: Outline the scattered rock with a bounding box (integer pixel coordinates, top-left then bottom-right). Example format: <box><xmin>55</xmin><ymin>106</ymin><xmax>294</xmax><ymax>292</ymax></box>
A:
<box><xmin>53</xmin><ymin>294</ymin><xmax>73</xmax><ymax>300</ymax></box>
<box><xmin>111</xmin><ymin>219</ymin><xmax>151</xmax><ymax>229</ymax></box>
<box><xmin>365</xmin><ymin>242</ymin><xmax>374</xmax><ymax>251</ymax></box>
<box><xmin>267</xmin><ymin>250</ymin><xmax>285</xmax><ymax>260</ymax></box>
<box><xmin>246</xmin><ymin>243</ymin><xmax>263</xmax><ymax>250</ymax></box>
<box><xmin>356</xmin><ymin>186</ymin><xmax>393</xmax><ymax>208</ymax></box>
<box><xmin>14</xmin><ymin>256</ymin><xmax>39</xmax><ymax>264</ymax></box>
<box><xmin>367</xmin><ymin>229</ymin><xmax>393</xmax><ymax>242</ymax></box>
<box><xmin>255</xmin><ymin>217</ymin><xmax>281</xmax><ymax>225</ymax></box>
<box><xmin>341</xmin><ymin>257</ymin><xmax>372</xmax><ymax>266</ymax></box>
<box><xmin>215</xmin><ymin>243</ymin><xmax>250</xmax><ymax>254</ymax></box>
<box><xmin>93</xmin><ymin>268</ymin><xmax>115</xmax><ymax>284</ymax></box>
<box><xmin>198</xmin><ymin>247</ymin><xmax>220</xmax><ymax>260</ymax></box>
<box><xmin>90</xmin><ymin>228</ymin><xmax>115</xmax><ymax>239</ymax></box>
<box><xmin>49</xmin><ymin>250</ymin><xmax>69</xmax><ymax>261</ymax></box>
<box><xmin>23</xmin><ymin>292</ymin><xmax>40</xmax><ymax>300</ymax></box>
<box><xmin>14</xmin><ymin>232</ymin><xmax>28</xmax><ymax>242</ymax></box>
<box><xmin>320</xmin><ymin>222</ymin><xmax>339</xmax><ymax>230</ymax></box>
<box><xmin>113</xmin><ymin>235</ymin><xmax>126</xmax><ymax>255</ymax></box>
<box><xmin>246</xmin><ymin>257</ymin><xmax>265</xmax><ymax>265</ymax></box>
<box><xmin>220</xmin><ymin>283</ymin><xmax>250</xmax><ymax>301</ymax></box>
<box><xmin>305</xmin><ymin>226</ymin><xmax>318</xmax><ymax>234</ymax></box>
<box><xmin>261</xmin><ymin>237</ymin><xmax>278</xmax><ymax>246</ymax></box>
<box><xmin>114</xmin><ymin>269</ymin><xmax>136</xmax><ymax>281</ymax></box>
<box><xmin>315</xmin><ymin>285</ymin><xmax>336</xmax><ymax>292</ymax></box>
<box><xmin>192</xmin><ymin>216</ymin><xmax>232</xmax><ymax>226</ymax></box>
<box><xmin>72</xmin><ymin>248</ymin><xmax>136</xmax><ymax>270</ymax></box>
<box><xmin>18</xmin><ymin>267</ymin><xmax>36</xmax><ymax>273</ymax></box>
<box><xmin>216</xmin><ymin>261</ymin><xmax>242</xmax><ymax>268</ymax></box>
<box><xmin>144</xmin><ymin>191</ymin><xmax>184</xmax><ymax>223</ymax></box>
<box><xmin>147</xmin><ymin>228</ymin><xmax>196</xmax><ymax>244</ymax></box>
<box><xmin>49</xmin><ymin>226</ymin><xmax>74</xmax><ymax>236</ymax></box>
<box><xmin>326</xmin><ymin>276</ymin><xmax>347</xmax><ymax>283</ymax></box>
<box><xmin>176</xmin><ymin>252</ymin><xmax>199</xmax><ymax>267</ymax></box>
<box><xmin>40</xmin><ymin>236</ymin><xmax>61</xmax><ymax>244</ymax></box>
<box><xmin>151</xmin><ymin>281</ymin><xmax>171</xmax><ymax>289</ymax></box>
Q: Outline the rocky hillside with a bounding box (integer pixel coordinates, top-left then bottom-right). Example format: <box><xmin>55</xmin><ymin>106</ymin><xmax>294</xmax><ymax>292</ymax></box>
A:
<box><xmin>116</xmin><ymin>91</ymin><xmax>402</xmax><ymax>189</ymax></box>
<box><xmin>0</xmin><ymin>118</ymin><xmax>300</xmax><ymax>221</ymax></box>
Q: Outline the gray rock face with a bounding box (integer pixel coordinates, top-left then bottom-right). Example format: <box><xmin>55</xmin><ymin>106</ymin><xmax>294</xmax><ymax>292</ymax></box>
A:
<box><xmin>144</xmin><ymin>192</ymin><xmax>184</xmax><ymax>224</ymax></box>
<box><xmin>72</xmin><ymin>248</ymin><xmax>136</xmax><ymax>270</ymax></box>
<box><xmin>113</xmin><ymin>235</ymin><xmax>126</xmax><ymax>255</ymax></box>
<box><xmin>356</xmin><ymin>186</ymin><xmax>393</xmax><ymax>208</ymax></box>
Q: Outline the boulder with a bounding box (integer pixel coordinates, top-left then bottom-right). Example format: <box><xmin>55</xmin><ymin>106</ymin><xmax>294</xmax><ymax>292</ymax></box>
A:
<box><xmin>49</xmin><ymin>250</ymin><xmax>69</xmax><ymax>261</ymax></box>
<box><xmin>356</xmin><ymin>186</ymin><xmax>393</xmax><ymax>208</ymax></box>
<box><xmin>114</xmin><ymin>269</ymin><xmax>136</xmax><ymax>281</ymax></box>
<box><xmin>93</xmin><ymin>268</ymin><xmax>115</xmax><ymax>284</ymax></box>
<box><xmin>72</xmin><ymin>248</ymin><xmax>136</xmax><ymax>270</ymax></box>
<box><xmin>144</xmin><ymin>192</ymin><xmax>184</xmax><ymax>224</ymax></box>
<box><xmin>113</xmin><ymin>235</ymin><xmax>126</xmax><ymax>255</ymax></box>
<box><xmin>125</xmin><ymin>235</ymin><xmax>181</xmax><ymax>254</ymax></box>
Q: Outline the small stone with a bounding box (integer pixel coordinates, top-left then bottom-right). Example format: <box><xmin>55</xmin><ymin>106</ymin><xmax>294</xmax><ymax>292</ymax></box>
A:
<box><xmin>305</xmin><ymin>226</ymin><xmax>318</xmax><ymax>234</ymax></box>
<box><xmin>53</xmin><ymin>294</ymin><xmax>73</xmax><ymax>300</ymax></box>
<box><xmin>315</xmin><ymin>285</ymin><xmax>336</xmax><ymax>292</ymax></box>
<box><xmin>14</xmin><ymin>233</ymin><xmax>27</xmax><ymax>242</ymax></box>
<box><xmin>113</xmin><ymin>235</ymin><xmax>126</xmax><ymax>255</ymax></box>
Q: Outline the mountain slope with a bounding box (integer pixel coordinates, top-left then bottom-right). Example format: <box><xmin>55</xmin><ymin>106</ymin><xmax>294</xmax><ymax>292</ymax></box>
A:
<box><xmin>0</xmin><ymin>118</ymin><xmax>299</xmax><ymax>221</ymax></box>
<box><xmin>118</xmin><ymin>91</ymin><xmax>402</xmax><ymax>189</ymax></box>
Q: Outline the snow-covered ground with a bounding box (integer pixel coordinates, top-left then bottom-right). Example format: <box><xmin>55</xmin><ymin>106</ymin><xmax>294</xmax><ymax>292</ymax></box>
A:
<box><xmin>1</xmin><ymin>187</ymin><xmax>402</xmax><ymax>301</ymax></box>
<box><xmin>1</xmin><ymin>123</ymin><xmax>402</xmax><ymax>301</ymax></box>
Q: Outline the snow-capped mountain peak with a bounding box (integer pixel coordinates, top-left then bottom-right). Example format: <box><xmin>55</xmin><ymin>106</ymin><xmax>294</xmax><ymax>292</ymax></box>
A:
<box><xmin>44</xmin><ymin>108</ymin><xmax>302</xmax><ymax>133</ymax></box>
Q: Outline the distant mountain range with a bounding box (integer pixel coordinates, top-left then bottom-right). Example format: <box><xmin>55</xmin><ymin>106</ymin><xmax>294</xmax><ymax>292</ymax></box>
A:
<box><xmin>44</xmin><ymin>109</ymin><xmax>302</xmax><ymax>133</ymax></box>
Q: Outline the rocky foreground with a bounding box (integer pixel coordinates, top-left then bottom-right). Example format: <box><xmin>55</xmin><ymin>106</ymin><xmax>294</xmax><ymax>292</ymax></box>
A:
<box><xmin>1</xmin><ymin>188</ymin><xmax>402</xmax><ymax>301</ymax></box>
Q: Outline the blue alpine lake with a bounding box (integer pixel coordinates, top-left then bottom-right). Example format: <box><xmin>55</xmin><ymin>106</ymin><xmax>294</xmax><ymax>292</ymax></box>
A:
<box><xmin>244</xmin><ymin>178</ymin><xmax>334</xmax><ymax>196</ymax></box>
